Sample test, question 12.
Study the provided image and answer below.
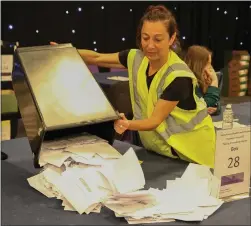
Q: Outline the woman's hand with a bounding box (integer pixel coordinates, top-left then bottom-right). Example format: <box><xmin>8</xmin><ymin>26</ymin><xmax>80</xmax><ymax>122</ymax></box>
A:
<box><xmin>114</xmin><ymin>113</ymin><xmax>130</xmax><ymax>134</ymax></box>
<box><xmin>204</xmin><ymin>65</ymin><xmax>218</xmax><ymax>87</ymax></box>
<box><xmin>50</xmin><ymin>41</ymin><xmax>58</xmax><ymax>45</ymax></box>
<box><xmin>207</xmin><ymin>107</ymin><xmax>217</xmax><ymax>115</ymax></box>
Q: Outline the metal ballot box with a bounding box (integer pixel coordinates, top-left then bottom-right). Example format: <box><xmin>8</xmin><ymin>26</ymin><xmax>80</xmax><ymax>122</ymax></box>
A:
<box><xmin>12</xmin><ymin>44</ymin><xmax>119</xmax><ymax>168</ymax></box>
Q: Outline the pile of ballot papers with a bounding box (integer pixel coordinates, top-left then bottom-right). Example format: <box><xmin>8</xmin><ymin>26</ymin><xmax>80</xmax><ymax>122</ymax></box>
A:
<box><xmin>105</xmin><ymin>164</ymin><xmax>223</xmax><ymax>224</ymax></box>
<box><xmin>28</xmin><ymin>133</ymin><xmax>224</xmax><ymax>223</ymax></box>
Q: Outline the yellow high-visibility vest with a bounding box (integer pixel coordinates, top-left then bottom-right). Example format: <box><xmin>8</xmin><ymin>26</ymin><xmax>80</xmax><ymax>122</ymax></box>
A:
<box><xmin>127</xmin><ymin>49</ymin><xmax>216</xmax><ymax>168</ymax></box>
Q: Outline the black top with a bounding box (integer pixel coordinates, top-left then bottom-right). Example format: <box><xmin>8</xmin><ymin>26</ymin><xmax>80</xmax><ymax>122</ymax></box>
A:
<box><xmin>119</xmin><ymin>49</ymin><xmax>196</xmax><ymax>110</ymax></box>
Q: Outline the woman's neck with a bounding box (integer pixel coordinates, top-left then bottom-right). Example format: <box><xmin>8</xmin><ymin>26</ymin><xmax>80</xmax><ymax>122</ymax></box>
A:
<box><xmin>148</xmin><ymin>54</ymin><xmax>169</xmax><ymax>75</ymax></box>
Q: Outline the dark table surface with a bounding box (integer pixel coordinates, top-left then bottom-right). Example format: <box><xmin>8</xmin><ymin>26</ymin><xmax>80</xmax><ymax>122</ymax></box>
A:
<box><xmin>212</xmin><ymin>101</ymin><xmax>250</xmax><ymax>125</ymax></box>
<box><xmin>1</xmin><ymin>101</ymin><xmax>251</xmax><ymax>225</ymax></box>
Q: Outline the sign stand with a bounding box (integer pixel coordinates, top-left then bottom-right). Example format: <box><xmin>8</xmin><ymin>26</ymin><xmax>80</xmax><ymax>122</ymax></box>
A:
<box><xmin>213</xmin><ymin>125</ymin><xmax>251</xmax><ymax>202</ymax></box>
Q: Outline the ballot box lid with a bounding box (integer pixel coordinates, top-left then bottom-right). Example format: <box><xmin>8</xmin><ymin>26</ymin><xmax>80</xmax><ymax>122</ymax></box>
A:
<box><xmin>15</xmin><ymin>44</ymin><xmax>119</xmax><ymax>130</ymax></box>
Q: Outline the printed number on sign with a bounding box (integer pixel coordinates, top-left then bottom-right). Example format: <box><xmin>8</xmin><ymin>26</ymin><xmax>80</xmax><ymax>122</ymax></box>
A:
<box><xmin>228</xmin><ymin>156</ymin><xmax>240</xmax><ymax>168</ymax></box>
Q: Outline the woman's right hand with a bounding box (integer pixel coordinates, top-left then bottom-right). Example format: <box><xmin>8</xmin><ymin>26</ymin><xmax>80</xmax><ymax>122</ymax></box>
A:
<box><xmin>50</xmin><ymin>41</ymin><xmax>58</xmax><ymax>45</ymax></box>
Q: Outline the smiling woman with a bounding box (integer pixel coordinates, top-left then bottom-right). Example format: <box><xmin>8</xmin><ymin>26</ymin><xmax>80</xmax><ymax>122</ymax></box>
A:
<box><xmin>50</xmin><ymin>5</ymin><xmax>216</xmax><ymax>168</ymax></box>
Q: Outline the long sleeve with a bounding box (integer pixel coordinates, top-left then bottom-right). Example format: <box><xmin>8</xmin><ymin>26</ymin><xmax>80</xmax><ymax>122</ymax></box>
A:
<box><xmin>196</xmin><ymin>86</ymin><xmax>220</xmax><ymax>107</ymax></box>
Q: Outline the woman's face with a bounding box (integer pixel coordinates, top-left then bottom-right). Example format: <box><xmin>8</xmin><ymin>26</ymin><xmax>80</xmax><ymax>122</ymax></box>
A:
<box><xmin>204</xmin><ymin>54</ymin><xmax>212</xmax><ymax>71</ymax></box>
<box><xmin>141</xmin><ymin>21</ymin><xmax>175</xmax><ymax>62</ymax></box>
<box><xmin>203</xmin><ymin>54</ymin><xmax>213</xmax><ymax>84</ymax></box>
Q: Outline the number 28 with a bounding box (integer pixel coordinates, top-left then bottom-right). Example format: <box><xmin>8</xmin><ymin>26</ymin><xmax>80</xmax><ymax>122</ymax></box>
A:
<box><xmin>228</xmin><ymin>156</ymin><xmax>240</xmax><ymax>168</ymax></box>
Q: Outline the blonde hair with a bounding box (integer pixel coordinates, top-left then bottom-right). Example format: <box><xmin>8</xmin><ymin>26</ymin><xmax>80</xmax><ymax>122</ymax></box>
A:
<box><xmin>184</xmin><ymin>45</ymin><xmax>212</xmax><ymax>93</ymax></box>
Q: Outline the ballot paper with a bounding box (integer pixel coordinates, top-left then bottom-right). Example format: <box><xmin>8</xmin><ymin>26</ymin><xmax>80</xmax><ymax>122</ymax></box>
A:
<box><xmin>107</xmin><ymin>76</ymin><xmax>129</xmax><ymax>81</ymax></box>
<box><xmin>125</xmin><ymin>217</ymin><xmax>175</xmax><ymax>224</ymax></box>
<box><xmin>111</xmin><ymin>164</ymin><xmax>224</xmax><ymax>223</ymax></box>
<box><xmin>181</xmin><ymin>163</ymin><xmax>221</xmax><ymax>199</ymax></box>
<box><xmin>213</xmin><ymin>121</ymin><xmax>246</xmax><ymax>129</ymax></box>
<box><xmin>27</xmin><ymin>173</ymin><xmax>56</xmax><ymax>198</ymax></box>
<box><xmin>27</xmin><ymin>143</ymin><xmax>145</xmax><ymax>216</ymax></box>
<box><xmin>41</xmin><ymin>133</ymin><xmax>108</xmax><ymax>150</ymax></box>
<box><xmin>28</xmin><ymin>137</ymin><xmax>224</xmax><ymax>224</ymax></box>
<box><xmin>111</xmin><ymin>147</ymin><xmax>145</xmax><ymax>193</ymax></box>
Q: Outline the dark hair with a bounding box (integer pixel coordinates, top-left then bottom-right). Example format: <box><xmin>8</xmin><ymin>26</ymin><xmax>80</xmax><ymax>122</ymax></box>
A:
<box><xmin>136</xmin><ymin>5</ymin><xmax>181</xmax><ymax>55</ymax></box>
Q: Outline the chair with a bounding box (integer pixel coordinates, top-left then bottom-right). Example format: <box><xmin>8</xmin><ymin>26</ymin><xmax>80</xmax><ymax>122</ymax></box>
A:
<box><xmin>216</xmin><ymin>70</ymin><xmax>224</xmax><ymax>94</ymax></box>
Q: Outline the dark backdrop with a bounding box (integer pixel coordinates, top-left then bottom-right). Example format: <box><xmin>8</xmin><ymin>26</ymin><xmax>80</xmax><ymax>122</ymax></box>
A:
<box><xmin>1</xmin><ymin>1</ymin><xmax>251</xmax><ymax>70</ymax></box>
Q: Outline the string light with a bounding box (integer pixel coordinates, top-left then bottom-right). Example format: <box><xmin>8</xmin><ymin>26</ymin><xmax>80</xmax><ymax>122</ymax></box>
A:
<box><xmin>8</xmin><ymin>24</ymin><xmax>13</xmax><ymax>30</ymax></box>
<box><xmin>130</xmin><ymin>9</ymin><xmax>132</xmax><ymax>12</ymax></box>
<box><xmin>36</xmin><ymin>30</ymin><xmax>39</xmax><ymax>33</ymax></box>
<box><xmin>101</xmin><ymin>6</ymin><xmax>104</xmax><ymax>10</ymax></box>
<box><xmin>240</xmin><ymin>42</ymin><xmax>243</xmax><ymax>45</ymax></box>
<box><xmin>66</xmin><ymin>10</ymin><xmax>69</xmax><ymax>14</ymax></box>
<box><xmin>182</xmin><ymin>36</ymin><xmax>186</xmax><ymax>40</ymax></box>
<box><xmin>217</xmin><ymin>7</ymin><xmax>219</xmax><ymax>11</ymax></box>
<box><xmin>174</xmin><ymin>7</ymin><xmax>177</xmax><ymax>10</ymax></box>
<box><xmin>236</xmin><ymin>17</ymin><xmax>238</xmax><ymax>20</ymax></box>
<box><xmin>78</xmin><ymin>7</ymin><xmax>82</xmax><ymax>12</ymax></box>
<box><xmin>224</xmin><ymin>11</ymin><xmax>227</xmax><ymax>14</ymax></box>
<box><xmin>93</xmin><ymin>41</ymin><xmax>96</xmax><ymax>44</ymax></box>
<box><xmin>94</xmin><ymin>48</ymin><xmax>97</xmax><ymax>51</ymax></box>
<box><xmin>226</xmin><ymin>37</ymin><xmax>228</xmax><ymax>40</ymax></box>
<box><xmin>122</xmin><ymin>37</ymin><xmax>125</xmax><ymax>41</ymax></box>
<box><xmin>72</xmin><ymin>29</ymin><xmax>75</xmax><ymax>34</ymax></box>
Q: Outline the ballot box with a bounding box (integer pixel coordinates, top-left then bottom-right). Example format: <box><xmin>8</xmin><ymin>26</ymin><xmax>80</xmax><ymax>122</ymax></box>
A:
<box><xmin>12</xmin><ymin>43</ymin><xmax>120</xmax><ymax>168</ymax></box>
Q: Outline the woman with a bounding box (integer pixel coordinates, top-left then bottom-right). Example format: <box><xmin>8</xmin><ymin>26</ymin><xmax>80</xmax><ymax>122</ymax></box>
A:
<box><xmin>51</xmin><ymin>5</ymin><xmax>216</xmax><ymax>168</ymax></box>
<box><xmin>184</xmin><ymin>45</ymin><xmax>221</xmax><ymax>116</ymax></box>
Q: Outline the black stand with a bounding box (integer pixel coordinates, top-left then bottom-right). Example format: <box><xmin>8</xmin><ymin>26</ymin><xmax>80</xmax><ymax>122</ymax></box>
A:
<box><xmin>1</xmin><ymin>152</ymin><xmax>8</xmax><ymax>160</ymax></box>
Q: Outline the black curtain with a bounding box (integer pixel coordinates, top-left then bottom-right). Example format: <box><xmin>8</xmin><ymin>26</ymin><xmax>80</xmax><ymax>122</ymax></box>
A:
<box><xmin>2</xmin><ymin>1</ymin><xmax>251</xmax><ymax>70</ymax></box>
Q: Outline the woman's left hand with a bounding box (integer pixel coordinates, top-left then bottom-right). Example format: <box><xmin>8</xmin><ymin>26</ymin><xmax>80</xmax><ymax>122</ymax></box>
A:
<box><xmin>207</xmin><ymin>107</ymin><xmax>217</xmax><ymax>115</ymax></box>
<box><xmin>204</xmin><ymin>65</ymin><xmax>218</xmax><ymax>86</ymax></box>
<box><xmin>114</xmin><ymin>113</ymin><xmax>130</xmax><ymax>134</ymax></box>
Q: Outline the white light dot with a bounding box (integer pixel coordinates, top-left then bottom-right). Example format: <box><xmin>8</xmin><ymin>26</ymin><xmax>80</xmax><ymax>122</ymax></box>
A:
<box><xmin>101</xmin><ymin>6</ymin><xmax>104</xmax><ymax>10</ymax></box>
<box><xmin>72</xmin><ymin>29</ymin><xmax>75</xmax><ymax>34</ymax></box>
<box><xmin>8</xmin><ymin>24</ymin><xmax>13</xmax><ymax>29</ymax></box>
<box><xmin>66</xmin><ymin>10</ymin><xmax>69</xmax><ymax>14</ymax></box>
<box><xmin>78</xmin><ymin>7</ymin><xmax>82</xmax><ymax>12</ymax></box>
<box><xmin>226</xmin><ymin>37</ymin><xmax>228</xmax><ymax>40</ymax></box>
<box><xmin>250</xmin><ymin>5</ymin><xmax>251</xmax><ymax>8</ymax></box>
<box><xmin>94</xmin><ymin>48</ymin><xmax>97</xmax><ymax>51</ymax></box>
<box><xmin>182</xmin><ymin>36</ymin><xmax>186</xmax><ymax>40</ymax></box>
<box><xmin>174</xmin><ymin>7</ymin><xmax>177</xmax><ymax>10</ymax></box>
<box><xmin>93</xmin><ymin>41</ymin><xmax>96</xmax><ymax>44</ymax></box>
<box><xmin>36</xmin><ymin>30</ymin><xmax>39</xmax><ymax>33</ymax></box>
<box><xmin>122</xmin><ymin>37</ymin><xmax>126</xmax><ymax>41</ymax></box>
<box><xmin>224</xmin><ymin>11</ymin><xmax>227</xmax><ymax>14</ymax></box>
<box><xmin>236</xmin><ymin>17</ymin><xmax>238</xmax><ymax>20</ymax></box>
<box><xmin>240</xmin><ymin>42</ymin><xmax>243</xmax><ymax>45</ymax></box>
<box><xmin>130</xmin><ymin>9</ymin><xmax>132</xmax><ymax>12</ymax></box>
<box><xmin>217</xmin><ymin>7</ymin><xmax>219</xmax><ymax>11</ymax></box>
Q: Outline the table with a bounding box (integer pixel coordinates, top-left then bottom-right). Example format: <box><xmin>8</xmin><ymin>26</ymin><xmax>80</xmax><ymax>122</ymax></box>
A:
<box><xmin>212</xmin><ymin>101</ymin><xmax>251</xmax><ymax>125</ymax></box>
<box><xmin>2</xmin><ymin>136</ymin><xmax>250</xmax><ymax>225</ymax></box>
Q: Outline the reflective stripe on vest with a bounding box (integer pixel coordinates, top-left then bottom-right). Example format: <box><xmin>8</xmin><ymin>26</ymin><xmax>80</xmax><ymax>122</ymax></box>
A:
<box><xmin>155</xmin><ymin>62</ymin><xmax>209</xmax><ymax>139</ymax></box>
<box><xmin>132</xmin><ymin>50</ymin><xmax>144</xmax><ymax>120</ymax></box>
<box><xmin>159</xmin><ymin>109</ymin><xmax>208</xmax><ymax>140</ymax></box>
<box><xmin>157</xmin><ymin>63</ymin><xmax>193</xmax><ymax>98</ymax></box>
<box><xmin>131</xmin><ymin>51</ymin><xmax>209</xmax><ymax>140</ymax></box>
